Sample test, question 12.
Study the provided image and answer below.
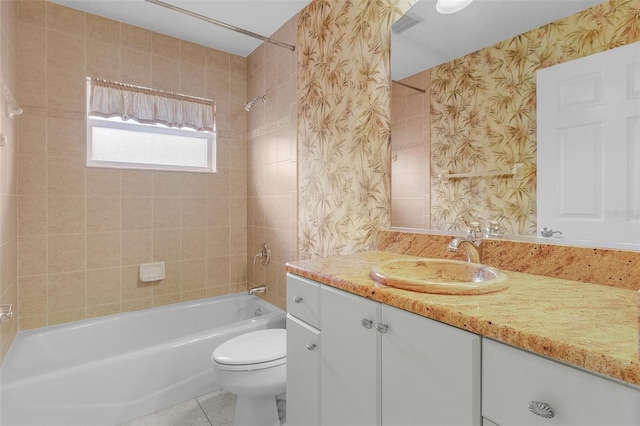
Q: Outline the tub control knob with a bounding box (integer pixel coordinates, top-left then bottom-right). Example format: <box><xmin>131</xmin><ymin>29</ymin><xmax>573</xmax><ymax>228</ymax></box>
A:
<box><xmin>306</xmin><ymin>343</ymin><xmax>316</xmax><ymax>351</ymax></box>
<box><xmin>293</xmin><ymin>296</ymin><xmax>303</xmax><ymax>303</ymax></box>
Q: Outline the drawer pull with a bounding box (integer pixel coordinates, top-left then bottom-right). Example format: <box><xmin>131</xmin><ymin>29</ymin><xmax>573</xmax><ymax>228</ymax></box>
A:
<box><xmin>306</xmin><ymin>343</ymin><xmax>316</xmax><ymax>351</ymax></box>
<box><xmin>375</xmin><ymin>323</ymin><xmax>389</xmax><ymax>333</ymax></box>
<box><xmin>293</xmin><ymin>296</ymin><xmax>303</xmax><ymax>303</ymax></box>
<box><xmin>528</xmin><ymin>401</ymin><xmax>555</xmax><ymax>419</ymax></box>
<box><xmin>361</xmin><ymin>318</ymin><xmax>373</xmax><ymax>329</ymax></box>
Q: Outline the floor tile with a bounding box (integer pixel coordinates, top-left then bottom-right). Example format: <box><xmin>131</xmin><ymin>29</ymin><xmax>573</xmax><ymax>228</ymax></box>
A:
<box><xmin>120</xmin><ymin>398</ymin><xmax>212</xmax><ymax>426</ymax></box>
<box><xmin>198</xmin><ymin>390</ymin><xmax>236</xmax><ymax>426</ymax></box>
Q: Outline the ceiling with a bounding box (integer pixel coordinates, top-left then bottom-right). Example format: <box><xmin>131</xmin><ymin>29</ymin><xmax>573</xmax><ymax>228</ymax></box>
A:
<box><xmin>51</xmin><ymin>0</ymin><xmax>604</xmax><ymax>79</ymax></box>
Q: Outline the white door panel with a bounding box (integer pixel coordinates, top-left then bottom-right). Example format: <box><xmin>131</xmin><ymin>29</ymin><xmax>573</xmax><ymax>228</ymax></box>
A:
<box><xmin>537</xmin><ymin>41</ymin><xmax>640</xmax><ymax>247</ymax></box>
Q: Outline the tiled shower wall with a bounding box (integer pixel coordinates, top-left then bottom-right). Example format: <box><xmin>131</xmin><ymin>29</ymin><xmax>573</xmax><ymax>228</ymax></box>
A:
<box><xmin>390</xmin><ymin>70</ymin><xmax>430</xmax><ymax>229</ymax></box>
<box><xmin>0</xmin><ymin>0</ymin><xmax>18</xmax><ymax>363</ymax></box>
<box><xmin>246</xmin><ymin>17</ymin><xmax>297</xmax><ymax>311</ymax></box>
<box><xmin>16</xmin><ymin>1</ymin><xmax>249</xmax><ymax>329</ymax></box>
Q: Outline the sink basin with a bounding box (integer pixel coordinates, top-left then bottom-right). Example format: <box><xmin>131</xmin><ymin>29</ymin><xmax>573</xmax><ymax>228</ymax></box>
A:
<box><xmin>370</xmin><ymin>258</ymin><xmax>508</xmax><ymax>295</ymax></box>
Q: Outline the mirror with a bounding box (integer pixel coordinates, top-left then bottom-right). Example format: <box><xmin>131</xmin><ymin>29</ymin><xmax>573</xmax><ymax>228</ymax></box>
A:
<box><xmin>390</xmin><ymin>0</ymin><xmax>639</xmax><ymax>250</ymax></box>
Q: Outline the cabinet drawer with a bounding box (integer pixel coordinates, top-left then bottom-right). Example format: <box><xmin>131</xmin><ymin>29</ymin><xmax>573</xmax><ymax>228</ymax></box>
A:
<box><xmin>286</xmin><ymin>273</ymin><xmax>320</xmax><ymax>327</ymax></box>
<box><xmin>483</xmin><ymin>339</ymin><xmax>640</xmax><ymax>426</ymax></box>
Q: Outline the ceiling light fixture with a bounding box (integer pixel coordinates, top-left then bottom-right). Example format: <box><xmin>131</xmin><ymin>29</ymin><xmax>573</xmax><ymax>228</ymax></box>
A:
<box><xmin>436</xmin><ymin>0</ymin><xmax>474</xmax><ymax>14</ymax></box>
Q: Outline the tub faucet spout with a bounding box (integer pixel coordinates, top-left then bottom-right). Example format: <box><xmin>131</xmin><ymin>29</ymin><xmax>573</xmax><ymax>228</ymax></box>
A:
<box><xmin>447</xmin><ymin>237</ymin><xmax>483</xmax><ymax>263</ymax></box>
<box><xmin>248</xmin><ymin>285</ymin><xmax>267</xmax><ymax>295</ymax></box>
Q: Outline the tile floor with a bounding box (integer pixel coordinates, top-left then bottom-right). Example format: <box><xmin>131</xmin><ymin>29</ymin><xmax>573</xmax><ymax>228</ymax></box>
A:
<box><xmin>119</xmin><ymin>390</ymin><xmax>236</xmax><ymax>426</ymax></box>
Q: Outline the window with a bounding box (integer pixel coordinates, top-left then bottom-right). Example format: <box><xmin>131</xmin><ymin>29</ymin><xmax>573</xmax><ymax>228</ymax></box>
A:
<box><xmin>86</xmin><ymin>78</ymin><xmax>216</xmax><ymax>173</ymax></box>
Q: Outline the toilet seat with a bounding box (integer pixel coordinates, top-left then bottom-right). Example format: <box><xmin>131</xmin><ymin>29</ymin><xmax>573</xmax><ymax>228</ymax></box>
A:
<box><xmin>212</xmin><ymin>329</ymin><xmax>286</xmax><ymax>371</ymax></box>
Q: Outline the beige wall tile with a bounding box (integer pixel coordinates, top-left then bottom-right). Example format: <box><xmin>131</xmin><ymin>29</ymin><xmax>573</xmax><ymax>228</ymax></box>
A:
<box><xmin>17</xmin><ymin>275</ymin><xmax>46</xmax><ymax>317</ymax></box>
<box><xmin>48</xmin><ymin>308</ymin><xmax>86</xmax><ymax>326</ymax></box>
<box><xmin>153</xmin><ymin>229</ymin><xmax>180</xmax><ymax>261</ymax></box>
<box><xmin>87</xmin><ymin>303</ymin><xmax>120</xmax><ymax>319</ymax></box>
<box><xmin>207</xmin><ymin>197</ymin><xmax>230</xmax><ymax>227</ymax></box>
<box><xmin>121</xmin><ymin>170</ymin><xmax>152</xmax><ymax>196</ymax></box>
<box><xmin>46</xmin><ymin>70</ymin><xmax>85</xmax><ymax>113</ymax></box>
<box><xmin>47</xmin><ymin>196</ymin><xmax>85</xmax><ymax>234</ymax></box>
<box><xmin>153</xmin><ymin>293</ymin><xmax>180</xmax><ymax>307</ymax></box>
<box><xmin>153</xmin><ymin>196</ymin><xmax>180</xmax><ymax>229</ymax></box>
<box><xmin>47</xmin><ymin>234</ymin><xmax>85</xmax><ymax>273</ymax></box>
<box><xmin>86</xmin><ymin>168</ymin><xmax>121</xmax><ymax>196</ymax></box>
<box><xmin>18</xmin><ymin>235</ymin><xmax>47</xmax><ymax>276</ymax></box>
<box><xmin>181</xmin><ymin>289</ymin><xmax>206</xmax><ymax>302</ymax></box>
<box><xmin>87</xmin><ymin>196</ymin><xmax>120</xmax><ymax>233</ymax></box>
<box><xmin>47</xmin><ymin>30</ymin><xmax>84</xmax><ymax>73</ymax></box>
<box><xmin>120</xmin><ymin>47</ymin><xmax>151</xmax><ymax>87</ymax></box>
<box><xmin>180</xmin><ymin>258</ymin><xmax>206</xmax><ymax>291</ymax></box>
<box><xmin>181</xmin><ymin>197</ymin><xmax>206</xmax><ymax>228</ymax></box>
<box><xmin>120</xmin><ymin>23</ymin><xmax>151</xmax><ymax>52</ymax></box>
<box><xmin>87</xmin><ymin>267</ymin><xmax>121</xmax><ymax>306</ymax></box>
<box><xmin>17</xmin><ymin>0</ymin><xmax>46</xmax><ymax>27</ymax></box>
<box><xmin>87</xmin><ymin>232</ymin><xmax>120</xmax><ymax>269</ymax></box>
<box><xmin>121</xmin><ymin>265</ymin><xmax>152</xmax><ymax>301</ymax></box>
<box><xmin>18</xmin><ymin>196</ymin><xmax>46</xmax><ymax>236</ymax></box>
<box><xmin>181</xmin><ymin>228</ymin><xmax>206</xmax><ymax>260</ymax></box>
<box><xmin>153</xmin><ymin>171</ymin><xmax>181</xmax><ymax>196</ymax></box>
<box><xmin>207</xmin><ymin>256</ymin><xmax>230</xmax><ymax>288</ymax></box>
<box><xmin>86</xmin><ymin>14</ymin><xmax>119</xmax><ymax>43</ymax></box>
<box><xmin>153</xmin><ymin>260</ymin><xmax>180</xmax><ymax>296</ymax></box>
<box><xmin>47</xmin><ymin>116</ymin><xmax>85</xmax><ymax>158</ymax></box>
<box><xmin>207</xmin><ymin>227</ymin><xmax>230</xmax><ymax>258</ymax></box>
<box><xmin>121</xmin><ymin>196</ymin><xmax>152</xmax><ymax>230</ymax></box>
<box><xmin>151</xmin><ymin>55</ymin><xmax>180</xmax><ymax>93</ymax></box>
<box><xmin>17</xmin><ymin>22</ymin><xmax>46</xmax><ymax>68</ymax></box>
<box><xmin>180</xmin><ymin>173</ymin><xmax>206</xmax><ymax>197</ymax></box>
<box><xmin>17</xmin><ymin>113</ymin><xmax>46</xmax><ymax>157</ymax></box>
<box><xmin>17</xmin><ymin>63</ymin><xmax>46</xmax><ymax>107</ymax></box>
<box><xmin>18</xmin><ymin>155</ymin><xmax>46</xmax><ymax>195</ymax></box>
<box><xmin>86</xmin><ymin>38</ymin><xmax>120</xmax><ymax>81</ymax></box>
<box><xmin>47</xmin><ymin>270</ymin><xmax>86</xmax><ymax>312</ymax></box>
<box><xmin>47</xmin><ymin>156</ymin><xmax>85</xmax><ymax>196</ymax></box>
<box><xmin>121</xmin><ymin>230</ymin><xmax>152</xmax><ymax>266</ymax></box>
<box><xmin>46</xmin><ymin>2</ymin><xmax>85</xmax><ymax>35</ymax></box>
<box><xmin>19</xmin><ymin>314</ymin><xmax>47</xmax><ymax>330</ymax></box>
<box><xmin>152</xmin><ymin>33</ymin><xmax>179</xmax><ymax>58</ymax></box>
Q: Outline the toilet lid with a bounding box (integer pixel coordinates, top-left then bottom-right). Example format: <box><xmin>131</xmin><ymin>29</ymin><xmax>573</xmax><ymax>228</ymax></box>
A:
<box><xmin>212</xmin><ymin>329</ymin><xmax>286</xmax><ymax>367</ymax></box>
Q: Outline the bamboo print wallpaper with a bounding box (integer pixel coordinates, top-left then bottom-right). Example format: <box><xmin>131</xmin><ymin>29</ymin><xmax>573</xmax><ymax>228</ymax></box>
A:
<box><xmin>297</xmin><ymin>0</ymin><xmax>415</xmax><ymax>259</ymax></box>
<box><xmin>430</xmin><ymin>0</ymin><xmax>640</xmax><ymax>236</ymax></box>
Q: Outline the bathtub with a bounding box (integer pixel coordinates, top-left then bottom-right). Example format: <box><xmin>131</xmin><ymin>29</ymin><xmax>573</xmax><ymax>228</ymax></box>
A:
<box><xmin>0</xmin><ymin>293</ymin><xmax>286</xmax><ymax>426</ymax></box>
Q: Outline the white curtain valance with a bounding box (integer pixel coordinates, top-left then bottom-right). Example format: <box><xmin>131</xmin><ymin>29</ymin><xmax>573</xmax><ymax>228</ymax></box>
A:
<box><xmin>88</xmin><ymin>78</ymin><xmax>215</xmax><ymax>132</ymax></box>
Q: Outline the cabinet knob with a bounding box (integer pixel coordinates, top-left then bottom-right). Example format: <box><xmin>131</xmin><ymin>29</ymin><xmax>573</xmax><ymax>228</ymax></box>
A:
<box><xmin>361</xmin><ymin>318</ymin><xmax>373</xmax><ymax>329</ymax></box>
<box><xmin>306</xmin><ymin>343</ymin><xmax>316</xmax><ymax>351</ymax></box>
<box><xmin>375</xmin><ymin>323</ymin><xmax>389</xmax><ymax>333</ymax></box>
<box><xmin>293</xmin><ymin>296</ymin><xmax>303</xmax><ymax>303</ymax></box>
<box><xmin>528</xmin><ymin>401</ymin><xmax>555</xmax><ymax>419</ymax></box>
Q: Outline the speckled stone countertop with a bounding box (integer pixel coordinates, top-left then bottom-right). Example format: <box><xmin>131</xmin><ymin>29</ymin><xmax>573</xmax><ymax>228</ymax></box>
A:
<box><xmin>285</xmin><ymin>251</ymin><xmax>640</xmax><ymax>386</ymax></box>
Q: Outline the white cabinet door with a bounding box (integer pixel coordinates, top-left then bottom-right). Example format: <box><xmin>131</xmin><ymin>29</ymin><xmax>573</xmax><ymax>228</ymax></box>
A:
<box><xmin>381</xmin><ymin>304</ymin><xmax>481</xmax><ymax>426</ymax></box>
<box><xmin>320</xmin><ymin>286</ymin><xmax>381</xmax><ymax>426</ymax></box>
<box><xmin>483</xmin><ymin>339</ymin><xmax>640</xmax><ymax>426</ymax></box>
<box><xmin>286</xmin><ymin>314</ymin><xmax>320</xmax><ymax>426</ymax></box>
<box><xmin>537</xmin><ymin>40</ymin><xmax>640</xmax><ymax>247</ymax></box>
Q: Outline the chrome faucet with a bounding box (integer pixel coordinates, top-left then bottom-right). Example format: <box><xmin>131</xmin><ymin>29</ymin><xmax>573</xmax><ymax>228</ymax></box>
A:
<box><xmin>447</xmin><ymin>237</ymin><xmax>483</xmax><ymax>263</ymax></box>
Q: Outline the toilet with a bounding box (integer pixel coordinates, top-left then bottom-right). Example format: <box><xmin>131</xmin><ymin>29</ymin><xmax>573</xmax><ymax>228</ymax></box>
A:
<box><xmin>212</xmin><ymin>328</ymin><xmax>287</xmax><ymax>426</ymax></box>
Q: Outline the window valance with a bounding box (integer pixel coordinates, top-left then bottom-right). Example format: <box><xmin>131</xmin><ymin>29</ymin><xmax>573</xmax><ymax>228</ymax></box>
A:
<box><xmin>88</xmin><ymin>78</ymin><xmax>216</xmax><ymax>132</ymax></box>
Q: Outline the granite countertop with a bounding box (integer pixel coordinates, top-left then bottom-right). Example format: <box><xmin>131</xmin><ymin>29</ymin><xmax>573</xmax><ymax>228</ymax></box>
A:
<box><xmin>285</xmin><ymin>250</ymin><xmax>640</xmax><ymax>386</ymax></box>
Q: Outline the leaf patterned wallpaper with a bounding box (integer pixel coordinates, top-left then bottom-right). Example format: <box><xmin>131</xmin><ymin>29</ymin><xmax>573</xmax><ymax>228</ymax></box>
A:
<box><xmin>430</xmin><ymin>0</ymin><xmax>640</xmax><ymax>236</ymax></box>
<box><xmin>297</xmin><ymin>0</ymin><xmax>415</xmax><ymax>259</ymax></box>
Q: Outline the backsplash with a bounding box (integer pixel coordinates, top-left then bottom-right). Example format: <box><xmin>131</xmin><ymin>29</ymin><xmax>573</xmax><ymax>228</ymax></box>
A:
<box><xmin>377</xmin><ymin>230</ymin><xmax>640</xmax><ymax>291</ymax></box>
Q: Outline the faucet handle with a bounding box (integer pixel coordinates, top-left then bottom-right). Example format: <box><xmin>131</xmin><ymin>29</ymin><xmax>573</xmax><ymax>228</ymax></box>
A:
<box><xmin>466</xmin><ymin>221</ymin><xmax>482</xmax><ymax>240</ymax></box>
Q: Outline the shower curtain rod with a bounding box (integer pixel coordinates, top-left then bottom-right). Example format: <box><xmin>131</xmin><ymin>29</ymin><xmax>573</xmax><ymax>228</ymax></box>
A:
<box><xmin>144</xmin><ymin>0</ymin><xmax>296</xmax><ymax>52</ymax></box>
<box><xmin>392</xmin><ymin>80</ymin><xmax>426</xmax><ymax>94</ymax></box>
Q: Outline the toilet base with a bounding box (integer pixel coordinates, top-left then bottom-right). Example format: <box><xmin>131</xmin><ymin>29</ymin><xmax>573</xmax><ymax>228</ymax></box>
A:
<box><xmin>234</xmin><ymin>394</ymin><xmax>280</xmax><ymax>426</ymax></box>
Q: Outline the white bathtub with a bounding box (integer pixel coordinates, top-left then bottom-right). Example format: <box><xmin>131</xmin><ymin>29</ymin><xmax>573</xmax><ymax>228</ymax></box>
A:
<box><xmin>0</xmin><ymin>293</ymin><xmax>286</xmax><ymax>426</ymax></box>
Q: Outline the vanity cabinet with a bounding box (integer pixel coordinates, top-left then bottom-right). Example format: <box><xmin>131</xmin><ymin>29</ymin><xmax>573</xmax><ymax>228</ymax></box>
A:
<box><xmin>319</xmin><ymin>284</ymin><xmax>481</xmax><ymax>426</ymax></box>
<box><xmin>483</xmin><ymin>339</ymin><xmax>640</xmax><ymax>425</ymax></box>
<box><xmin>286</xmin><ymin>274</ymin><xmax>321</xmax><ymax>426</ymax></box>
